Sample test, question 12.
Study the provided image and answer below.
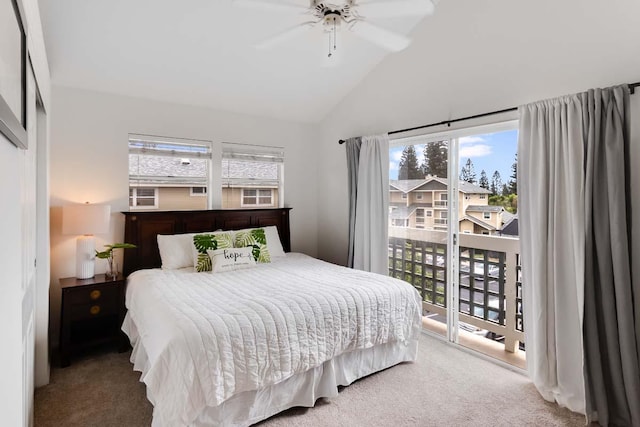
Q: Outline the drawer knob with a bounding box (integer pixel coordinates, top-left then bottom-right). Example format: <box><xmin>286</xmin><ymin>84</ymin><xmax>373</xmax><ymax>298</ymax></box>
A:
<box><xmin>90</xmin><ymin>290</ymin><xmax>101</xmax><ymax>300</ymax></box>
<box><xmin>90</xmin><ymin>305</ymin><xmax>101</xmax><ymax>315</ymax></box>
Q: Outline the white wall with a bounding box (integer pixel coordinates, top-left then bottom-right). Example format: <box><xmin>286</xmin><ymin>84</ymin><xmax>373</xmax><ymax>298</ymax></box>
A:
<box><xmin>316</xmin><ymin>0</ymin><xmax>640</xmax><ymax>265</ymax></box>
<box><xmin>49</xmin><ymin>85</ymin><xmax>320</xmax><ymax>346</ymax></box>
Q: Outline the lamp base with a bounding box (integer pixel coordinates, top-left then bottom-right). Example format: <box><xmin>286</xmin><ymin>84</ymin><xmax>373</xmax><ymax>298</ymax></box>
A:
<box><xmin>76</xmin><ymin>235</ymin><xmax>96</xmax><ymax>279</ymax></box>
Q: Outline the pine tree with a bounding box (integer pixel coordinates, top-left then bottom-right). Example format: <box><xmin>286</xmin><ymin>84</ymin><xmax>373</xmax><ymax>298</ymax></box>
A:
<box><xmin>479</xmin><ymin>170</ymin><xmax>489</xmax><ymax>190</ymax></box>
<box><xmin>501</xmin><ymin>183</ymin><xmax>510</xmax><ymax>197</ymax></box>
<box><xmin>490</xmin><ymin>171</ymin><xmax>502</xmax><ymax>195</ymax></box>
<box><xmin>459</xmin><ymin>158</ymin><xmax>476</xmax><ymax>184</ymax></box>
<box><xmin>398</xmin><ymin>145</ymin><xmax>422</xmax><ymax>180</ymax></box>
<box><xmin>422</xmin><ymin>141</ymin><xmax>448</xmax><ymax>178</ymax></box>
<box><xmin>507</xmin><ymin>154</ymin><xmax>518</xmax><ymax>194</ymax></box>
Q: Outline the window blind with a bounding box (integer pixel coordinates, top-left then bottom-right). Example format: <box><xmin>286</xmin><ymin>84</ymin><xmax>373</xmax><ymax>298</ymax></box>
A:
<box><xmin>221</xmin><ymin>143</ymin><xmax>284</xmax><ymax>187</ymax></box>
<box><xmin>129</xmin><ymin>134</ymin><xmax>212</xmax><ymax>186</ymax></box>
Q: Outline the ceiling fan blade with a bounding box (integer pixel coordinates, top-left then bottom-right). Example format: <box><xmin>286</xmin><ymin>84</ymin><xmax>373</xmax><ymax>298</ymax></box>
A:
<box><xmin>355</xmin><ymin>0</ymin><xmax>435</xmax><ymax>18</ymax></box>
<box><xmin>255</xmin><ymin>22</ymin><xmax>316</xmax><ymax>50</ymax></box>
<box><xmin>349</xmin><ymin>21</ymin><xmax>411</xmax><ymax>51</ymax></box>
<box><xmin>234</xmin><ymin>0</ymin><xmax>308</xmax><ymax>13</ymax></box>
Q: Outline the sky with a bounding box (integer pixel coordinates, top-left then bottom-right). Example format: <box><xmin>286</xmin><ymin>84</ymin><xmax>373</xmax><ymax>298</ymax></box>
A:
<box><xmin>389</xmin><ymin>129</ymin><xmax>518</xmax><ymax>183</ymax></box>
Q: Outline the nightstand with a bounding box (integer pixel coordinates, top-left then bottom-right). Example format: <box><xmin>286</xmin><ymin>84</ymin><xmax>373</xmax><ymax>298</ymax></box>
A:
<box><xmin>59</xmin><ymin>274</ymin><xmax>128</xmax><ymax>367</ymax></box>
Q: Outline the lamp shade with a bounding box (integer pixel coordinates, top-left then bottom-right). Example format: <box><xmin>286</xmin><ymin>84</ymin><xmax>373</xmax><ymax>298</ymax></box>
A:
<box><xmin>62</xmin><ymin>203</ymin><xmax>111</xmax><ymax>236</ymax></box>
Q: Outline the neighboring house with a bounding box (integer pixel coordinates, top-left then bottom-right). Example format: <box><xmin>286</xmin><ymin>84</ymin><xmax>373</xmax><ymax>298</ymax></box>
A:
<box><xmin>128</xmin><ymin>155</ymin><xmax>279</xmax><ymax>210</ymax></box>
<box><xmin>500</xmin><ymin>214</ymin><xmax>519</xmax><ymax>237</ymax></box>
<box><xmin>390</xmin><ymin>176</ymin><xmax>516</xmax><ymax>235</ymax></box>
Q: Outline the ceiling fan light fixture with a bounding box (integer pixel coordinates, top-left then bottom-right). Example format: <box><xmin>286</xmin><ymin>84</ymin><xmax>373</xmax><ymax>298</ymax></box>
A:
<box><xmin>238</xmin><ymin>0</ymin><xmax>436</xmax><ymax>60</ymax></box>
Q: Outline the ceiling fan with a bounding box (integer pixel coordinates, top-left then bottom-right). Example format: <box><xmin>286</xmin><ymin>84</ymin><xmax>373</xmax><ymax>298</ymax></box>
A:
<box><xmin>234</xmin><ymin>0</ymin><xmax>436</xmax><ymax>57</ymax></box>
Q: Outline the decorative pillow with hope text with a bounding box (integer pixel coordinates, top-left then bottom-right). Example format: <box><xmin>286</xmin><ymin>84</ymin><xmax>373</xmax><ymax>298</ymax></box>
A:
<box><xmin>192</xmin><ymin>232</ymin><xmax>234</xmax><ymax>272</ymax></box>
<box><xmin>234</xmin><ymin>228</ymin><xmax>271</xmax><ymax>263</ymax></box>
<box><xmin>207</xmin><ymin>247</ymin><xmax>257</xmax><ymax>273</ymax></box>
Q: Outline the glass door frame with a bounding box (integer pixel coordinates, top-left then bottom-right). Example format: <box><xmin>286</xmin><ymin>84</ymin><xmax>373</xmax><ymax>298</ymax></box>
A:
<box><xmin>390</xmin><ymin>119</ymin><xmax>518</xmax><ymax>346</ymax></box>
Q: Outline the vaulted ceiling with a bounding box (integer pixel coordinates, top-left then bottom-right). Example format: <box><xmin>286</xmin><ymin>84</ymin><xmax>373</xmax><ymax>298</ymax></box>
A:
<box><xmin>39</xmin><ymin>0</ymin><xmax>427</xmax><ymax>123</ymax></box>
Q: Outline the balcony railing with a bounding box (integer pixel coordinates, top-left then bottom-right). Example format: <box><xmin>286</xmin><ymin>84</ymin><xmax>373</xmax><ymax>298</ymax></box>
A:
<box><xmin>388</xmin><ymin>227</ymin><xmax>523</xmax><ymax>353</ymax></box>
<box><xmin>434</xmin><ymin>200</ymin><xmax>448</xmax><ymax>207</ymax></box>
<box><xmin>434</xmin><ymin>218</ymin><xmax>448</xmax><ymax>225</ymax></box>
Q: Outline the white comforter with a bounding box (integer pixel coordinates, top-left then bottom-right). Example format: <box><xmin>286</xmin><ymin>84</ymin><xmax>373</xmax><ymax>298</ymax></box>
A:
<box><xmin>124</xmin><ymin>253</ymin><xmax>422</xmax><ymax>425</ymax></box>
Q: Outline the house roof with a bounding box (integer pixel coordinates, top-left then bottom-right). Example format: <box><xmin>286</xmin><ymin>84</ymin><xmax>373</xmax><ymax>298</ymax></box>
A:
<box><xmin>390</xmin><ymin>177</ymin><xmax>490</xmax><ymax>194</ymax></box>
<box><xmin>501</xmin><ymin>214</ymin><xmax>519</xmax><ymax>236</ymax></box>
<box><xmin>466</xmin><ymin>205</ymin><xmax>504</xmax><ymax>213</ymax></box>
<box><xmin>460</xmin><ymin>215</ymin><xmax>496</xmax><ymax>231</ymax></box>
<box><xmin>501</xmin><ymin>210</ymin><xmax>515</xmax><ymax>224</ymax></box>
<box><xmin>390</xmin><ymin>205</ymin><xmax>417</xmax><ymax>220</ymax></box>
<box><xmin>129</xmin><ymin>155</ymin><xmax>278</xmax><ymax>187</ymax></box>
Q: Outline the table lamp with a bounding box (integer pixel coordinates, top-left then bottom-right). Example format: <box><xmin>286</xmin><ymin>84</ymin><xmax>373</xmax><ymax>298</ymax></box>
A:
<box><xmin>62</xmin><ymin>203</ymin><xmax>110</xmax><ymax>279</ymax></box>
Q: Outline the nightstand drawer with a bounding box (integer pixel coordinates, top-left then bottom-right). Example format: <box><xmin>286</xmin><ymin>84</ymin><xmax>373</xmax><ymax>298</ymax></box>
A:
<box><xmin>66</xmin><ymin>283</ymin><xmax>120</xmax><ymax>306</ymax></box>
<box><xmin>68</xmin><ymin>298</ymin><xmax>119</xmax><ymax>321</ymax></box>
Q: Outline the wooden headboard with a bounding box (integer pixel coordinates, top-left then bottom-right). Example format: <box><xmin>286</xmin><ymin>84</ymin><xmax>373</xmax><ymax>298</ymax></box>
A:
<box><xmin>122</xmin><ymin>208</ymin><xmax>292</xmax><ymax>276</ymax></box>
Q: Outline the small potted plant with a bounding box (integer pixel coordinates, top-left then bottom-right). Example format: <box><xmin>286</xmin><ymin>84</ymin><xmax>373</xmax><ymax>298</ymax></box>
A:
<box><xmin>96</xmin><ymin>243</ymin><xmax>136</xmax><ymax>279</ymax></box>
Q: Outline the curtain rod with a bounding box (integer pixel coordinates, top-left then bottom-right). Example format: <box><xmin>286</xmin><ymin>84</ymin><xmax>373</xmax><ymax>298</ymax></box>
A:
<box><xmin>338</xmin><ymin>81</ymin><xmax>640</xmax><ymax>144</ymax></box>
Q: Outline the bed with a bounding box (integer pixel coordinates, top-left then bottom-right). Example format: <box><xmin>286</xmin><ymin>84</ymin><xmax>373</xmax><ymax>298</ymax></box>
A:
<box><xmin>121</xmin><ymin>208</ymin><xmax>422</xmax><ymax>427</ymax></box>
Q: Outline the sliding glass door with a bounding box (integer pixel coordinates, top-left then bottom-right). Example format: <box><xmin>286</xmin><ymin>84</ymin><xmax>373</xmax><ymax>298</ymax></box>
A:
<box><xmin>388</xmin><ymin>121</ymin><xmax>524</xmax><ymax>366</ymax></box>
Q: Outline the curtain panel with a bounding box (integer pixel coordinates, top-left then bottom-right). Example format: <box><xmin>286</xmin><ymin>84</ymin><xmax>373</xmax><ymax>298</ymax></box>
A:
<box><xmin>346</xmin><ymin>134</ymin><xmax>389</xmax><ymax>275</ymax></box>
<box><xmin>345</xmin><ymin>137</ymin><xmax>362</xmax><ymax>268</ymax></box>
<box><xmin>519</xmin><ymin>85</ymin><xmax>639</xmax><ymax>425</ymax></box>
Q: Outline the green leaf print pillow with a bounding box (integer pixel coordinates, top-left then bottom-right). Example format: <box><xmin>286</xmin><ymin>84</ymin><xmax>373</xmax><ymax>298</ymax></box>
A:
<box><xmin>234</xmin><ymin>228</ymin><xmax>271</xmax><ymax>263</ymax></box>
<box><xmin>192</xmin><ymin>232</ymin><xmax>233</xmax><ymax>272</ymax></box>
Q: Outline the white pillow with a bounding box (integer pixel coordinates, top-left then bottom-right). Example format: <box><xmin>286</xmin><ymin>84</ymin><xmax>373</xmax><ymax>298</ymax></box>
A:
<box><xmin>157</xmin><ymin>233</ymin><xmax>196</xmax><ymax>269</ymax></box>
<box><xmin>264</xmin><ymin>226</ymin><xmax>286</xmax><ymax>257</ymax></box>
<box><xmin>207</xmin><ymin>247</ymin><xmax>257</xmax><ymax>273</ymax></box>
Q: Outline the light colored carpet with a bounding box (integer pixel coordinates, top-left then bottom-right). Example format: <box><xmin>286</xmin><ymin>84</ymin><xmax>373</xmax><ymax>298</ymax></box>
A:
<box><xmin>35</xmin><ymin>334</ymin><xmax>585</xmax><ymax>426</ymax></box>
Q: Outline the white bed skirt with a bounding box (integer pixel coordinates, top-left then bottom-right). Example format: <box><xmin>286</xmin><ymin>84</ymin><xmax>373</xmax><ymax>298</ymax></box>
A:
<box><xmin>123</xmin><ymin>313</ymin><xmax>419</xmax><ymax>427</ymax></box>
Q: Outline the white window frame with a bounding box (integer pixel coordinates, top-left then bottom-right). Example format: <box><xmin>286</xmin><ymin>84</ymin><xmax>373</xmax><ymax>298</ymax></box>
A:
<box><xmin>416</xmin><ymin>193</ymin><xmax>423</xmax><ymax>200</ymax></box>
<box><xmin>483</xmin><ymin>212</ymin><xmax>491</xmax><ymax>220</ymax></box>
<box><xmin>241</xmin><ymin>188</ymin><xmax>274</xmax><ymax>207</ymax></box>
<box><xmin>480</xmin><ymin>194</ymin><xmax>486</xmax><ymax>199</ymax></box>
<box><xmin>222</xmin><ymin>142</ymin><xmax>284</xmax><ymax>209</ymax></box>
<box><xmin>129</xmin><ymin>187</ymin><xmax>159</xmax><ymax>209</ymax></box>
<box><xmin>415</xmin><ymin>208</ymin><xmax>425</xmax><ymax>224</ymax></box>
<box><xmin>128</xmin><ymin>134</ymin><xmax>212</xmax><ymax>210</ymax></box>
<box><xmin>426</xmin><ymin>210</ymin><xmax>433</xmax><ymax>217</ymax></box>
<box><xmin>401</xmin><ymin>193</ymin><xmax>408</xmax><ymax>199</ymax></box>
<box><xmin>190</xmin><ymin>186</ymin><xmax>207</xmax><ymax>197</ymax></box>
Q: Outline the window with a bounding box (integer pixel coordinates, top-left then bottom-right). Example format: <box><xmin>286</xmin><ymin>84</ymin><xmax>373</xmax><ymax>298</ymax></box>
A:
<box><xmin>191</xmin><ymin>187</ymin><xmax>207</xmax><ymax>196</ymax></box>
<box><xmin>483</xmin><ymin>212</ymin><xmax>491</xmax><ymax>220</ymax></box>
<box><xmin>415</xmin><ymin>208</ymin><xmax>425</xmax><ymax>224</ymax></box>
<box><xmin>129</xmin><ymin>134</ymin><xmax>211</xmax><ymax>210</ymax></box>
<box><xmin>480</xmin><ymin>194</ymin><xmax>486</xmax><ymax>200</ymax></box>
<box><xmin>440</xmin><ymin>193</ymin><xmax>448</xmax><ymax>201</ymax></box>
<box><xmin>129</xmin><ymin>187</ymin><xmax>158</xmax><ymax>209</ymax></box>
<box><xmin>426</xmin><ymin>210</ymin><xmax>433</xmax><ymax>217</ymax></box>
<box><xmin>242</xmin><ymin>189</ymin><xmax>273</xmax><ymax>207</ymax></box>
<box><xmin>222</xmin><ymin>143</ymin><xmax>284</xmax><ymax>209</ymax></box>
<box><xmin>401</xmin><ymin>193</ymin><xmax>408</xmax><ymax>199</ymax></box>
<box><xmin>416</xmin><ymin>193</ymin><xmax>423</xmax><ymax>200</ymax></box>
<box><xmin>482</xmin><ymin>231</ymin><xmax>490</xmax><ymax>235</ymax></box>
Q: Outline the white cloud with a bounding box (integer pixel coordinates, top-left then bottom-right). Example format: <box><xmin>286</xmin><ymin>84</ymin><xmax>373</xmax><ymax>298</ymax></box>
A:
<box><xmin>459</xmin><ymin>136</ymin><xmax>486</xmax><ymax>145</ymax></box>
<box><xmin>391</xmin><ymin>150</ymin><xmax>403</xmax><ymax>162</ymax></box>
<box><xmin>459</xmin><ymin>144</ymin><xmax>492</xmax><ymax>158</ymax></box>
<box><xmin>389</xmin><ymin>161</ymin><xmax>399</xmax><ymax>171</ymax></box>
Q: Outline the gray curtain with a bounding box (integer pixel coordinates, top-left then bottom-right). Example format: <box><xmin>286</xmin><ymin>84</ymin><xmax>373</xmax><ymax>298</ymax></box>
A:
<box><xmin>346</xmin><ymin>137</ymin><xmax>362</xmax><ymax>268</ymax></box>
<box><xmin>583</xmin><ymin>86</ymin><xmax>640</xmax><ymax>426</ymax></box>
